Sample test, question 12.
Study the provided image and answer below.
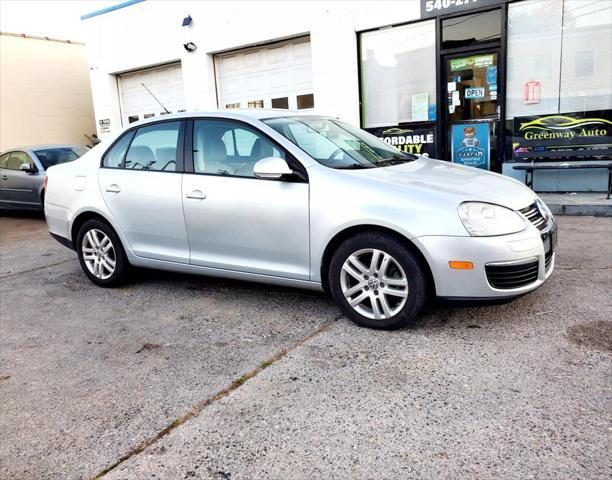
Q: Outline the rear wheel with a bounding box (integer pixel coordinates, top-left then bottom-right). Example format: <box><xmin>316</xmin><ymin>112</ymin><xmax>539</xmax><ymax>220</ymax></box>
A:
<box><xmin>329</xmin><ymin>232</ymin><xmax>428</xmax><ymax>329</ymax></box>
<box><xmin>76</xmin><ymin>219</ymin><xmax>128</xmax><ymax>287</ymax></box>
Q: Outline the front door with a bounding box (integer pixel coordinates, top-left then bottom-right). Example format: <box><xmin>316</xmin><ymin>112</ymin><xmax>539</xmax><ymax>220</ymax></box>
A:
<box><xmin>98</xmin><ymin>120</ymin><xmax>190</xmax><ymax>263</ymax></box>
<box><xmin>0</xmin><ymin>152</ymin><xmax>40</xmax><ymax>207</ymax></box>
<box><xmin>444</xmin><ymin>50</ymin><xmax>501</xmax><ymax>171</ymax></box>
<box><xmin>182</xmin><ymin>118</ymin><xmax>310</xmax><ymax>280</ymax></box>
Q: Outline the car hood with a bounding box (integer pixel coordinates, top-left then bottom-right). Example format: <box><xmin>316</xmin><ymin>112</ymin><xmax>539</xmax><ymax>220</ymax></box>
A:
<box><xmin>345</xmin><ymin>157</ymin><xmax>535</xmax><ymax>211</ymax></box>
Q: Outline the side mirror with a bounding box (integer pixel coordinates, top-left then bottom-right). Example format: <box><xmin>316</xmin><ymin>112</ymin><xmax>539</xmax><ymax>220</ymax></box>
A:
<box><xmin>20</xmin><ymin>163</ymin><xmax>35</xmax><ymax>173</ymax></box>
<box><xmin>253</xmin><ymin>157</ymin><xmax>294</xmax><ymax>180</ymax></box>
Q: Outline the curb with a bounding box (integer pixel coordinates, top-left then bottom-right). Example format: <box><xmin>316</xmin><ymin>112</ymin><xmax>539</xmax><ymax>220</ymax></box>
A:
<box><xmin>547</xmin><ymin>204</ymin><xmax>612</xmax><ymax>217</ymax></box>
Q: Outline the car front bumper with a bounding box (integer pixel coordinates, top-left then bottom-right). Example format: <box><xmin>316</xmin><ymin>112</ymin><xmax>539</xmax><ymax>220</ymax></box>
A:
<box><xmin>414</xmin><ymin>221</ymin><xmax>557</xmax><ymax>299</ymax></box>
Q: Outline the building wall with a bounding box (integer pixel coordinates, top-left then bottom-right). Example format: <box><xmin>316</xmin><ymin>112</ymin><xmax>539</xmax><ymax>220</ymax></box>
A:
<box><xmin>82</xmin><ymin>0</ymin><xmax>421</xmax><ymax>137</ymax></box>
<box><xmin>0</xmin><ymin>33</ymin><xmax>96</xmax><ymax>151</ymax></box>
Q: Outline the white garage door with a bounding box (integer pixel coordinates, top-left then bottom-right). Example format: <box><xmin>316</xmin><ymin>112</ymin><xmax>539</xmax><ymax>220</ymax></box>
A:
<box><xmin>215</xmin><ymin>37</ymin><xmax>314</xmax><ymax>112</ymax></box>
<box><xmin>118</xmin><ymin>63</ymin><xmax>186</xmax><ymax>126</ymax></box>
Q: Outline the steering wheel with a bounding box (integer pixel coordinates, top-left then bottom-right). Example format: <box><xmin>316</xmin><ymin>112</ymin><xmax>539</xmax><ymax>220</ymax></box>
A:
<box><xmin>328</xmin><ymin>148</ymin><xmax>345</xmax><ymax>160</ymax></box>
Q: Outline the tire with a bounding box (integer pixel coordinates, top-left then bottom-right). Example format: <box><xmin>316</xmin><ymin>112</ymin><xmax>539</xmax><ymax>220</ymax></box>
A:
<box><xmin>76</xmin><ymin>218</ymin><xmax>128</xmax><ymax>287</ymax></box>
<box><xmin>328</xmin><ymin>232</ymin><xmax>428</xmax><ymax>330</ymax></box>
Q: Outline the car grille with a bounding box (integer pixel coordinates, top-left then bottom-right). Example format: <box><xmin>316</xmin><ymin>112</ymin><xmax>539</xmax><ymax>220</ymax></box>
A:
<box><xmin>486</xmin><ymin>259</ymin><xmax>540</xmax><ymax>290</ymax></box>
<box><xmin>520</xmin><ymin>203</ymin><xmax>547</xmax><ymax>231</ymax></box>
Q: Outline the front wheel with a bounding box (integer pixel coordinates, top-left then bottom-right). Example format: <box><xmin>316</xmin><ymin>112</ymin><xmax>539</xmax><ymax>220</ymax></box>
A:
<box><xmin>329</xmin><ymin>232</ymin><xmax>428</xmax><ymax>329</ymax></box>
<box><xmin>77</xmin><ymin>219</ymin><xmax>128</xmax><ymax>287</ymax></box>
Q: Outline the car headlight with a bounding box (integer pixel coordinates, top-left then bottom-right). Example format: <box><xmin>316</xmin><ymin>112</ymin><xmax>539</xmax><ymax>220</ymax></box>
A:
<box><xmin>535</xmin><ymin>197</ymin><xmax>554</xmax><ymax>223</ymax></box>
<box><xmin>458</xmin><ymin>202</ymin><xmax>526</xmax><ymax>236</ymax></box>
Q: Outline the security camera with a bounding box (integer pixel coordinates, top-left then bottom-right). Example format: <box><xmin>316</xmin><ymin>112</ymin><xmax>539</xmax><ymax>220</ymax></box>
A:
<box><xmin>183</xmin><ymin>42</ymin><xmax>197</xmax><ymax>53</ymax></box>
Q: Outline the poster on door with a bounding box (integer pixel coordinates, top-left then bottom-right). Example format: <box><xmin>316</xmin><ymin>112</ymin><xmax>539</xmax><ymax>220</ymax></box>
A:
<box><xmin>451</xmin><ymin>123</ymin><xmax>490</xmax><ymax>170</ymax></box>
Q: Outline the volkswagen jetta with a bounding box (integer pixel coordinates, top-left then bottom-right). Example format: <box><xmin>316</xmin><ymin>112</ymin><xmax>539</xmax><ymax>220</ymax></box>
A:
<box><xmin>44</xmin><ymin>110</ymin><xmax>556</xmax><ymax>329</ymax></box>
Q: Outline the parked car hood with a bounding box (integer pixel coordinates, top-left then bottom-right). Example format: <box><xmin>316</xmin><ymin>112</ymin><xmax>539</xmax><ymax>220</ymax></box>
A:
<box><xmin>346</xmin><ymin>157</ymin><xmax>535</xmax><ymax>211</ymax></box>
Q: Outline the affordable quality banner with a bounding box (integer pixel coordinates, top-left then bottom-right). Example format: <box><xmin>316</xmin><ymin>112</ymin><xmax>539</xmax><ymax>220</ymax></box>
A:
<box><xmin>451</xmin><ymin>123</ymin><xmax>490</xmax><ymax>170</ymax></box>
<box><xmin>365</xmin><ymin>125</ymin><xmax>436</xmax><ymax>157</ymax></box>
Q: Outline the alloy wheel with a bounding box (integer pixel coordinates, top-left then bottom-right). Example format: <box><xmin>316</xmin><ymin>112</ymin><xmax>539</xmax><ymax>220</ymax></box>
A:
<box><xmin>340</xmin><ymin>248</ymin><xmax>409</xmax><ymax>320</ymax></box>
<box><xmin>81</xmin><ymin>229</ymin><xmax>116</xmax><ymax>280</ymax></box>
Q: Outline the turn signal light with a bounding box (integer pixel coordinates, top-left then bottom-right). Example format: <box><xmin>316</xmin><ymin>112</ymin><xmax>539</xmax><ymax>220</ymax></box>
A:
<box><xmin>449</xmin><ymin>261</ymin><xmax>474</xmax><ymax>270</ymax></box>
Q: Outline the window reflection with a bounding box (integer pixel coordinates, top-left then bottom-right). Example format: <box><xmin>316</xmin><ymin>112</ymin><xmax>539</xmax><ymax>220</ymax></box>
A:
<box><xmin>442</xmin><ymin>10</ymin><xmax>501</xmax><ymax>49</ymax></box>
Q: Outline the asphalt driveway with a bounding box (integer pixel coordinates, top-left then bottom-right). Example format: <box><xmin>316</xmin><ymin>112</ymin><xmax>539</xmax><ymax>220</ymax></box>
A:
<box><xmin>0</xmin><ymin>213</ymin><xmax>610</xmax><ymax>479</ymax></box>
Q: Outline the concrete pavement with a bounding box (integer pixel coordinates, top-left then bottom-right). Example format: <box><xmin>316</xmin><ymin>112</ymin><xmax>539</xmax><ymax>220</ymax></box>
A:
<box><xmin>0</xmin><ymin>214</ymin><xmax>610</xmax><ymax>479</ymax></box>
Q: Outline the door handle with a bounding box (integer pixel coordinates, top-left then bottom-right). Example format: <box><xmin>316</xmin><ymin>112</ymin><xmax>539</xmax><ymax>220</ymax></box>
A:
<box><xmin>1</xmin><ymin>175</ymin><xmax>7</xmax><ymax>180</ymax></box>
<box><xmin>105</xmin><ymin>184</ymin><xmax>121</xmax><ymax>193</ymax></box>
<box><xmin>185</xmin><ymin>190</ymin><xmax>206</xmax><ymax>200</ymax></box>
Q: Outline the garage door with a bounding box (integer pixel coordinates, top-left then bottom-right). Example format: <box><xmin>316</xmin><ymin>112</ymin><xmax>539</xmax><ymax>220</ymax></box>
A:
<box><xmin>118</xmin><ymin>63</ymin><xmax>186</xmax><ymax>126</ymax></box>
<box><xmin>215</xmin><ymin>37</ymin><xmax>314</xmax><ymax>112</ymax></box>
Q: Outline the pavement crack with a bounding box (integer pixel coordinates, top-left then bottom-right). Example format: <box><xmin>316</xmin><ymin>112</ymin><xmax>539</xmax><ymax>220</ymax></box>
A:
<box><xmin>555</xmin><ymin>266</ymin><xmax>611</xmax><ymax>271</ymax></box>
<box><xmin>91</xmin><ymin>314</ymin><xmax>342</xmax><ymax>479</ymax></box>
<box><xmin>0</xmin><ymin>258</ymin><xmax>76</xmax><ymax>279</ymax></box>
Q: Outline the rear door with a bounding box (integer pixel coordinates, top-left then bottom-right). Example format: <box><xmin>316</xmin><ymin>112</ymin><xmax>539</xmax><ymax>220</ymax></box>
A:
<box><xmin>98</xmin><ymin>120</ymin><xmax>190</xmax><ymax>263</ymax></box>
<box><xmin>182</xmin><ymin>118</ymin><xmax>310</xmax><ymax>279</ymax></box>
<box><xmin>0</xmin><ymin>151</ymin><xmax>40</xmax><ymax>207</ymax></box>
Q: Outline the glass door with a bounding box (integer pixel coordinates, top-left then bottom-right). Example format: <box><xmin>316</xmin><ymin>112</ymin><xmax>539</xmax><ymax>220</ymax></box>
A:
<box><xmin>444</xmin><ymin>50</ymin><xmax>500</xmax><ymax>171</ymax></box>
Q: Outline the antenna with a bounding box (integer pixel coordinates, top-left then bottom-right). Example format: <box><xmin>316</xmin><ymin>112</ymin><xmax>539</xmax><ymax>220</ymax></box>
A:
<box><xmin>141</xmin><ymin>82</ymin><xmax>170</xmax><ymax>114</ymax></box>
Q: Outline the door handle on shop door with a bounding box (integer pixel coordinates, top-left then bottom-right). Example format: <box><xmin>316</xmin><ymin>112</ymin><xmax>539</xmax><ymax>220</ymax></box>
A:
<box><xmin>185</xmin><ymin>190</ymin><xmax>206</xmax><ymax>200</ymax></box>
<box><xmin>105</xmin><ymin>184</ymin><xmax>121</xmax><ymax>193</ymax></box>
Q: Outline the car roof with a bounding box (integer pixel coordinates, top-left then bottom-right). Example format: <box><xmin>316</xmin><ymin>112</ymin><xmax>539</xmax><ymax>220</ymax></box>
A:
<box><xmin>126</xmin><ymin>109</ymin><xmax>325</xmax><ymax>128</ymax></box>
<box><xmin>1</xmin><ymin>144</ymin><xmax>87</xmax><ymax>155</ymax></box>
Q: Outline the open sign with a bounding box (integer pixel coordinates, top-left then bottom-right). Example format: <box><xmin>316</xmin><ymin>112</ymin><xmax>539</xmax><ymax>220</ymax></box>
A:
<box><xmin>465</xmin><ymin>87</ymin><xmax>485</xmax><ymax>99</ymax></box>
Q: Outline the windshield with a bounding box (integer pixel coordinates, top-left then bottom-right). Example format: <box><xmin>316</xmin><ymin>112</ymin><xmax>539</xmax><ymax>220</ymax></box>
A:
<box><xmin>263</xmin><ymin>116</ymin><xmax>417</xmax><ymax>169</ymax></box>
<box><xmin>34</xmin><ymin>146</ymin><xmax>89</xmax><ymax>169</ymax></box>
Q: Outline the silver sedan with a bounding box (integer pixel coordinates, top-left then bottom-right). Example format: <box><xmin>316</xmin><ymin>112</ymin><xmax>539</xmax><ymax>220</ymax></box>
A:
<box><xmin>0</xmin><ymin>145</ymin><xmax>89</xmax><ymax>211</ymax></box>
<box><xmin>44</xmin><ymin>111</ymin><xmax>556</xmax><ymax>329</ymax></box>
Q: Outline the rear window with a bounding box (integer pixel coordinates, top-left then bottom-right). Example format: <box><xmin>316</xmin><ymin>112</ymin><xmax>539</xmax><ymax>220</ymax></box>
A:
<box><xmin>34</xmin><ymin>146</ymin><xmax>89</xmax><ymax>169</ymax></box>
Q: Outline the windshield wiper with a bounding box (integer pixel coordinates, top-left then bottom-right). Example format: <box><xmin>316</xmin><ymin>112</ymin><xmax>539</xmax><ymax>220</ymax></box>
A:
<box><xmin>337</xmin><ymin>163</ymin><xmax>369</xmax><ymax>170</ymax></box>
<box><xmin>377</xmin><ymin>158</ymin><xmax>408</xmax><ymax>167</ymax></box>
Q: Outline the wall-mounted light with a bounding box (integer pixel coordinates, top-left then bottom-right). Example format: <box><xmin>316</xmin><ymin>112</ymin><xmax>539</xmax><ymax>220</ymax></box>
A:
<box><xmin>183</xmin><ymin>42</ymin><xmax>197</xmax><ymax>53</ymax></box>
<box><xmin>182</xmin><ymin>15</ymin><xmax>192</xmax><ymax>27</ymax></box>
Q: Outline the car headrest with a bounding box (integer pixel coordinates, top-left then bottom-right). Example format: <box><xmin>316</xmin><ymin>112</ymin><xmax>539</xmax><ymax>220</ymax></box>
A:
<box><xmin>126</xmin><ymin>145</ymin><xmax>155</xmax><ymax>166</ymax></box>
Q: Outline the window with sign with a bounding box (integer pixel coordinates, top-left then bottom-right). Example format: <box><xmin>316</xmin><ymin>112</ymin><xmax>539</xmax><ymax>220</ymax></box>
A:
<box><xmin>446</xmin><ymin>53</ymin><xmax>499</xmax><ymax>122</ymax></box>
<box><xmin>506</xmin><ymin>0</ymin><xmax>563</xmax><ymax>118</ymax></box>
<box><xmin>506</xmin><ymin>0</ymin><xmax>611</xmax><ymax>118</ymax></box>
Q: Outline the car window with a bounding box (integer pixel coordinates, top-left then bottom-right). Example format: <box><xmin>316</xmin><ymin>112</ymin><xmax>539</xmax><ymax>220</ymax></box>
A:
<box><xmin>193</xmin><ymin>119</ymin><xmax>284</xmax><ymax>178</ymax></box>
<box><xmin>7</xmin><ymin>151</ymin><xmax>34</xmax><ymax>170</ymax></box>
<box><xmin>264</xmin><ymin>116</ymin><xmax>416</xmax><ymax>169</ymax></box>
<box><xmin>103</xmin><ymin>131</ymin><xmax>135</xmax><ymax>168</ymax></box>
<box><xmin>125</xmin><ymin>122</ymin><xmax>180</xmax><ymax>172</ymax></box>
<box><xmin>0</xmin><ymin>153</ymin><xmax>10</xmax><ymax>168</ymax></box>
<box><xmin>221</xmin><ymin>130</ymin><xmax>235</xmax><ymax>156</ymax></box>
<box><xmin>34</xmin><ymin>146</ymin><xmax>88</xmax><ymax>169</ymax></box>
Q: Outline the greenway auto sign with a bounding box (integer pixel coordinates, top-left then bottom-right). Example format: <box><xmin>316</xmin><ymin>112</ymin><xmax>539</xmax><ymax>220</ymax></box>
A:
<box><xmin>512</xmin><ymin>110</ymin><xmax>612</xmax><ymax>159</ymax></box>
